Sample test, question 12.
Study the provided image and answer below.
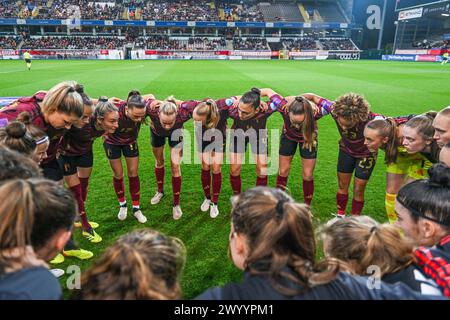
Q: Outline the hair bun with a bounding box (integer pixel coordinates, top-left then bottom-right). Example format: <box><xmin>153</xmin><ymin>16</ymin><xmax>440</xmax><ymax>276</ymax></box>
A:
<box><xmin>17</xmin><ymin>111</ymin><xmax>32</xmax><ymax>125</ymax></box>
<box><xmin>423</xmin><ymin>111</ymin><xmax>437</xmax><ymax>121</ymax></box>
<box><xmin>128</xmin><ymin>90</ymin><xmax>140</xmax><ymax>97</ymax></box>
<box><xmin>251</xmin><ymin>88</ymin><xmax>261</xmax><ymax>95</ymax></box>
<box><xmin>428</xmin><ymin>163</ymin><xmax>450</xmax><ymax>188</ymax></box>
<box><xmin>75</xmin><ymin>84</ymin><xmax>84</xmax><ymax>94</ymax></box>
<box><xmin>5</xmin><ymin>121</ymin><xmax>27</xmax><ymax>139</ymax></box>
<box><xmin>98</xmin><ymin>96</ymin><xmax>109</xmax><ymax>103</ymax></box>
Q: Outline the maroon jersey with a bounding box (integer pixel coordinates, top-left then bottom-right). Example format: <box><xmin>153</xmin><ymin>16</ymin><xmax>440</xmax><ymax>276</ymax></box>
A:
<box><xmin>182</xmin><ymin>99</ymin><xmax>229</xmax><ymax>134</ymax></box>
<box><xmin>216</xmin><ymin>96</ymin><xmax>276</xmax><ymax>133</ymax></box>
<box><xmin>318</xmin><ymin>98</ymin><xmax>384</xmax><ymax>158</ymax></box>
<box><xmin>0</xmin><ymin>92</ymin><xmax>65</xmax><ymax>164</ymax></box>
<box><xmin>178</xmin><ymin>99</ymin><xmax>229</xmax><ymax>148</ymax></box>
<box><xmin>104</xmin><ymin>100</ymin><xmax>152</xmax><ymax>146</ymax></box>
<box><xmin>146</xmin><ymin>100</ymin><xmax>193</xmax><ymax>137</ymax></box>
<box><xmin>268</xmin><ymin>94</ymin><xmax>326</xmax><ymax>143</ymax></box>
<box><xmin>61</xmin><ymin>116</ymin><xmax>105</xmax><ymax>156</ymax></box>
<box><xmin>393</xmin><ymin>114</ymin><xmax>416</xmax><ymax>125</ymax></box>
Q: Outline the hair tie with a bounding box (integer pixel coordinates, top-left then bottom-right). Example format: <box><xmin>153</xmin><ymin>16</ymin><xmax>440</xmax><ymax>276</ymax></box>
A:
<box><xmin>275</xmin><ymin>199</ymin><xmax>288</xmax><ymax>218</ymax></box>
<box><xmin>370</xmin><ymin>226</ymin><xmax>377</xmax><ymax>234</ymax></box>
<box><xmin>67</xmin><ymin>87</ymin><xmax>75</xmax><ymax>93</ymax></box>
<box><xmin>99</xmin><ymin>98</ymin><xmax>108</xmax><ymax>103</ymax></box>
<box><xmin>35</xmin><ymin>136</ymin><xmax>49</xmax><ymax>145</ymax></box>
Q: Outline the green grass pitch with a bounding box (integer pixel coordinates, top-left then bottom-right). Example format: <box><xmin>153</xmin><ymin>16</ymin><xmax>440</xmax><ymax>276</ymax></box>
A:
<box><xmin>0</xmin><ymin>59</ymin><xmax>448</xmax><ymax>298</ymax></box>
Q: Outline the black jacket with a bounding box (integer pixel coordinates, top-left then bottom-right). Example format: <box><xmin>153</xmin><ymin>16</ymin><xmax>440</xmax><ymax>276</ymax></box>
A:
<box><xmin>196</xmin><ymin>270</ymin><xmax>445</xmax><ymax>300</ymax></box>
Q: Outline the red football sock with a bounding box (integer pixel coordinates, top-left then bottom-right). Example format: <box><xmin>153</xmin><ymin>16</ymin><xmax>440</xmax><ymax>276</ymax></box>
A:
<box><xmin>201</xmin><ymin>169</ymin><xmax>211</xmax><ymax>199</ymax></box>
<box><xmin>79</xmin><ymin>177</ymin><xmax>89</xmax><ymax>202</ymax></box>
<box><xmin>128</xmin><ymin>176</ymin><xmax>140</xmax><ymax>207</ymax></box>
<box><xmin>256</xmin><ymin>175</ymin><xmax>268</xmax><ymax>187</ymax></box>
<box><xmin>70</xmin><ymin>184</ymin><xmax>90</xmax><ymax>230</ymax></box>
<box><xmin>155</xmin><ymin>166</ymin><xmax>165</xmax><ymax>193</ymax></box>
<box><xmin>276</xmin><ymin>175</ymin><xmax>288</xmax><ymax>190</ymax></box>
<box><xmin>113</xmin><ymin>177</ymin><xmax>125</xmax><ymax>203</ymax></box>
<box><xmin>351</xmin><ymin>199</ymin><xmax>364</xmax><ymax>216</ymax></box>
<box><xmin>172</xmin><ymin>176</ymin><xmax>182</xmax><ymax>206</ymax></box>
<box><xmin>336</xmin><ymin>192</ymin><xmax>349</xmax><ymax>216</ymax></box>
<box><xmin>230</xmin><ymin>174</ymin><xmax>241</xmax><ymax>195</ymax></box>
<box><xmin>303</xmin><ymin>180</ymin><xmax>314</xmax><ymax>206</ymax></box>
<box><xmin>211</xmin><ymin>172</ymin><xmax>222</xmax><ymax>204</ymax></box>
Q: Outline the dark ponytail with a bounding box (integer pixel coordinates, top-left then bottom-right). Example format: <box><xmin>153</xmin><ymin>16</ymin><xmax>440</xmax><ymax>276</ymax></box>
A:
<box><xmin>241</xmin><ymin>87</ymin><xmax>261</xmax><ymax>109</ymax></box>
<box><xmin>15</xmin><ymin>112</ymin><xmax>48</xmax><ymax>145</ymax></box>
<box><xmin>127</xmin><ymin>90</ymin><xmax>145</xmax><ymax>109</ymax></box>
<box><xmin>6</xmin><ymin>122</ymin><xmax>27</xmax><ymax>139</ymax></box>
<box><xmin>428</xmin><ymin>163</ymin><xmax>450</xmax><ymax>189</ymax></box>
<box><xmin>75</xmin><ymin>84</ymin><xmax>93</xmax><ymax>107</ymax></box>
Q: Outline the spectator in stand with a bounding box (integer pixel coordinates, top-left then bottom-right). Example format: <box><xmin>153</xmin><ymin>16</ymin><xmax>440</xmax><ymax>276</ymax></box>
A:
<box><xmin>233</xmin><ymin>37</ymin><xmax>268</xmax><ymax>51</ymax></box>
<box><xmin>134</xmin><ymin>36</ymin><xmax>226</xmax><ymax>50</ymax></box>
<box><xmin>283</xmin><ymin>38</ymin><xmax>317</xmax><ymax>51</ymax></box>
<box><xmin>21</xmin><ymin>36</ymin><xmax>128</xmax><ymax>50</ymax></box>
<box><xmin>0</xmin><ymin>36</ymin><xmax>20</xmax><ymax>49</ymax></box>
<box><xmin>320</xmin><ymin>38</ymin><xmax>357</xmax><ymax>51</ymax></box>
<box><xmin>141</xmin><ymin>0</ymin><xmax>218</xmax><ymax>22</ymax></box>
<box><xmin>0</xmin><ymin>0</ymin><xmax>121</xmax><ymax>20</ymax></box>
<box><xmin>219</xmin><ymin>3</ymin><xmax>264</xmax><ymax>22</ymax></box>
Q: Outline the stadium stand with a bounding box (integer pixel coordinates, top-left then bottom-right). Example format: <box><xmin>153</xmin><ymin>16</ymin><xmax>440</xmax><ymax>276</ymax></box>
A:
<box><xmin>0</xmin><ymin>34</ymin><xmax>360</xmax><ymax>51</ymax></box>
<box><xmin>139</xmin><ymin>0</ymin><xmax>219</xmax><ymax>22</ymax></box>
<box><xmin>233</xmin><ymin>37</ymin><xmax>269</xmax><ymax>50</ymax></box>
<box><xmin>134</xmin><ymin>36</ymin><xmax>227</xmax><ymax>50</ymax></box>
<box><xmin>314</xmin><ymin>1</ymin><xmax>347</xmax><ymax>23</ymax></box>
<box><xmin>320</xmin><ymin>38</ymin><xmax>358</xmax><ymax>50</ymax></box>
<box><xmin>258</xmin><ymin>1</ymin><xmax>303</xmax><ymax>22</ymax></box>
<box><xmin>282</xmin><ymin>38</ymin><xmax>318</xmax><ymax>51</ymax></box>
<box><xmin>218</xmin><ymin>2</ymin><xmax>265</xmax><ymax>22</ymax></box>
<box><xmin>21</xmin><ymin>36</ymin><xmax>129</xmax><ymax>49</ymax></box>
<box><xmin>0</xmin><ymin>0</ymin><xmax>353</xmax><ymax>22</ymax></box>
<box><xmin>0</xmin><ymin>0</ymin><xmax>122</xmax><ymax>20</ymax></box>
<box><xmin>0</xmin><ymin>36</ymin><xmax>20</xmax><ymax>49</ymax></box>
